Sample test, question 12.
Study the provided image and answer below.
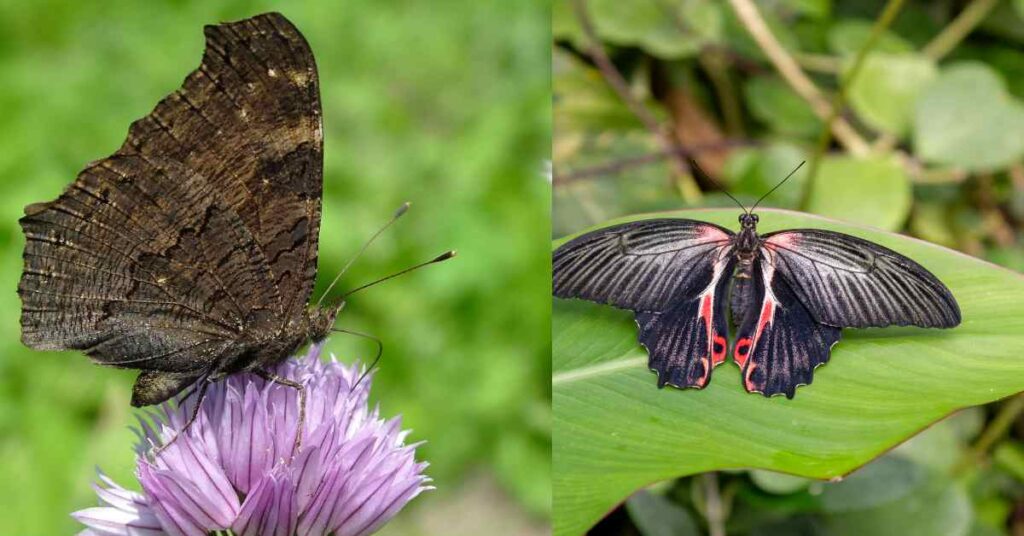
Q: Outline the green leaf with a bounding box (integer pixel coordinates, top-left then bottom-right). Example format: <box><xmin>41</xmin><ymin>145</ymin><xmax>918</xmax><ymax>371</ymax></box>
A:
<box><xmin>913</xmin><ymin>62</ymin><xmax>1024</xmax><ymax>171</ymax></box>
<box><xmin>847</xmin><ymin>53</ymin><xmax>937</xmax><ymax>136</ymax></box>
<box><xmin>749</xmin><ymin>470</ymin><xmax>811</xmax><ymax>495</ymax></box>
<box><xmin>805</xmin><ymin>154</ymin><xmax>911</xmax><ymax>230</ymax></box>
<box><xmin>823</xmin><ymin>465</ymin><xmax>971</xmax><ymax>536</ymax></box>
<box><xmin>820</xmin><ymin>457</ymin><xmax>924</xmax><ymax>512</ymax></box>
<box><xmin>891</xmin><ymin>411</ymin><xmax>973</xmax><ymax>473</ymax></box>
<box><xmin>584</xmin><ymin>0</ymin><xmax>722</xmax><ymax>59</ymax></box>
<box><xmin>993</xmin><ymin>441</ymin><xmax>1024</xmax><ymax>481</ymax></box>
<box><xmin>828</xmin><ymin>19</ymin><xmax>913</xmax><ymax>56</ymax></box>
<box><xmin>781</xmin><ymin>0</ymin><xmax>830</xmax><ymax>19</ymax></box>
<box><xmin>552</xmin><ymin>209</ymin><xmax>1024</xmax><ymax>535</ymax></box>
<box><xmin>625</xmin><ymin>490</ymin><xmax>700</xmax><ymax>536</ymax></box>
<box><xmin>553</xmin><ymin>48</ymin><xmax>645</xmax><ymax>133</ymax></box>
<box><xmin>723</xmin><ymin>143</ymin><xmax>809</xmax><ymax>209</ymax></box>
<box><xmin>743</xmin><ymin>76</ymin><xmax>822</xmax><ymax>139</ymax></box>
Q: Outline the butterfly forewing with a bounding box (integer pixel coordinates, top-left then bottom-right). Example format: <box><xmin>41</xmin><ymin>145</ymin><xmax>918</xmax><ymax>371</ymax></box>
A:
<box><xmin>118</xmin><ymin>12</ymin><xmax>323</xmax><ymax>322</ymax></box>
<box><xmin>762</xmin><ymin>230</ymin><xmax>961</xmax><ymax>329</ymax></box>
<box><xmin>553</xmin><ymin>219</ymin><xmax>734</xmax><ymax>311</ymax></box>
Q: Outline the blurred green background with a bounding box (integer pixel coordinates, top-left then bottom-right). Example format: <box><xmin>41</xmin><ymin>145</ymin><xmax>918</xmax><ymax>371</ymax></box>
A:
<box><xmin>554</xmin><ymin>0</ymin><xmax>1024</xmax><ymax>534</ymax></box>
<box><xmin>0</xmin><ymin>0</ymin><xmax>550</xmax><ymax>534</ymax></box>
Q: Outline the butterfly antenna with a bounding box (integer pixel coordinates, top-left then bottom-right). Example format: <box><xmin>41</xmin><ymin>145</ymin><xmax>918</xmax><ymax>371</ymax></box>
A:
<box><xmin>336</xmin><ymin>250</ymin><xmax>456</xmax><ymax>302</ymax></box>
<box><xmin>316</xmin><ymin>202</ymin><xmax>411</xmax><ymax>307</ymax></box>
<box><xmin>331</xmin><ymin>327</ymin><xmax>383</xmax><ymax>392</ymax></box>
<box><xmin>751</xmin><ymin>161</ymin><xmax>805</xmax><ymax>212</ymax></box>
<box><xmin>688</xmin><ymin>158</ymin><xmax>747</xmax><ymax>214</ymax></box>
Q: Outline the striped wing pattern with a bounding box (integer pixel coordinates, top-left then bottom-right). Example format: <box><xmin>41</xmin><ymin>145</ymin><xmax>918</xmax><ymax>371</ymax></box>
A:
<box><xmin>762</xmin><ymin>230</ymin><xmax>961</xmax><ymax>329</ymax></box>
<box><xmin>553</xmin><ymin>219</ymin><xmax>960</xmax><ymax>398</ymax></box>
<box><xmin>732</xmin><ymin>254</ymin><xmax>840</xmax><ymax>398</ymax></box>
<box><xmin>553</xmin><ymin>219</ymin><xmax>734</xmax><ymax>312</ymax></box>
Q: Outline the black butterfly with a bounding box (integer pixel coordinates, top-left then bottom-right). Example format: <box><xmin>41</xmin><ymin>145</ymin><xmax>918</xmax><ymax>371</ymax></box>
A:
<box><xmin>552</xmin><ymin>172</ymin><xmax>961</xmax><ymax>398</ymax></box>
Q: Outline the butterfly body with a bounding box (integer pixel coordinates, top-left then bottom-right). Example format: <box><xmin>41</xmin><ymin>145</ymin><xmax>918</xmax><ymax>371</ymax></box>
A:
<box><xmin>214</xmin><ymin>304</ymin><xmax>339</xmax><ymax>378</ymax></box>
<box><xmin>553</xmin><ymin>214</ymin><xmax>961</xmax><ymax>398</ymax></box>
<box><xmin>733</xmin><ymin>213</ymin><xmax>761</xmax><ymax>278</ymax></box>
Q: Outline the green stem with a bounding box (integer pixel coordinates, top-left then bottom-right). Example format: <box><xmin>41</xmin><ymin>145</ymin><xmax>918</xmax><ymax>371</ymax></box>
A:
<box><xmin>953</xmin><ymin>393</ymin><xmax>1024</xmax><ymax>476</ymax></box>
<box><xmin>923</xmin><ymin>0</ymin><xmax>999</xmax><ymax>61</ymax></box>
<box><xmin>700</xmin><ymin>49</ymin><xmax>745</xmax><ymax>137</ymax></box>
<box><xmin>800</xmin><ymin>0</ymin><xmax>906</xmax><ymax>210</ymax></box>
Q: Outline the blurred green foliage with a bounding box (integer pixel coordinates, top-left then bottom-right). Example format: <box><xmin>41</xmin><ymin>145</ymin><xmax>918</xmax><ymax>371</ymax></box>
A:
<box><xmin>554</xmin><ymin>0</ymin><xmax>1024</xmax><ymax>534</ymax></box>
<box><xmin>555</xmin><ymin>0</ymin><xmax>1024</xmax><ymax>266</ymax></box>
<box><xmin>0</xmin><ymin>0</ymin><xmax>550</xmax><ymax>534</ymax></box>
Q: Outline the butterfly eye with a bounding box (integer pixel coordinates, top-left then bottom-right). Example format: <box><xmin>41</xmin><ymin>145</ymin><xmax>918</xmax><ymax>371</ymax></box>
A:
<box><xmin>753</xmin><ymin>215</ymin><xmax>759</xmax><ymax>222</ymax></box>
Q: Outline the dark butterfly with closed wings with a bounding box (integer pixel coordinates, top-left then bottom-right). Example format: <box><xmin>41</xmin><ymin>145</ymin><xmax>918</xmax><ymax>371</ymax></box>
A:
<box><xmin>18</xmin><ymin>12</ymin><xmax>451</xmax><ymax>447</ymax></box>
<box><xmin>553</xmin><ymin>174</ymin><xmax>961</xmax><ymax>398</ymax></box>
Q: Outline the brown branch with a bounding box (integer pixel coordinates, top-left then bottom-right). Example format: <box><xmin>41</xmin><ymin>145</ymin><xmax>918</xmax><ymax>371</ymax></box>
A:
<box><xmin>572</xmin><ymin>0</ymin><xmax>702</xmax><ymax>202</ymax></box>
<box><xmin>726</xmin><ymin>0</ymin><xmax>870</xmax><ymax>155</ymax></box>
<box><xmin>702</xmin><ymin>473</ymin><xmax>726</xmax><ymax>536</ymax></box>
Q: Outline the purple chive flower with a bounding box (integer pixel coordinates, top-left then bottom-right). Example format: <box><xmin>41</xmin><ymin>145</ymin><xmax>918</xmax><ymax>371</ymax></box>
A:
<box><xmin>73</xmin><ymin>344</ymin><xmax>432</xmax><ymax>536</ymax></box>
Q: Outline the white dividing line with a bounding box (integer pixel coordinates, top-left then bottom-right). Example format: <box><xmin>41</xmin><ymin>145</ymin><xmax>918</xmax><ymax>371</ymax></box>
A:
<box><xmin>552</xmin><ymin>356</ymin><xmax>646</xmax><ymax>385</ymax></box>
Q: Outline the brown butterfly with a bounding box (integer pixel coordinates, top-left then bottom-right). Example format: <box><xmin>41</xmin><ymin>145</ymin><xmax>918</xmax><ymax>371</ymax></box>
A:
<box><xmin>17</xmin><ymin>12</ymin><xmax>451</xmax><ymax>449</ymax></box>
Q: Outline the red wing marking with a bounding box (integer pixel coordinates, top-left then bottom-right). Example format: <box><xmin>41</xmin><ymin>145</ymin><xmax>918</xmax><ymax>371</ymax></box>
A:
<box><xmin>696</xmin><ymin>294</ymin><xmax>713</xmax><ymax>387</ymax></box>
<box><xmin>736</xmin><ymin>256</ymin><xmax>780</xmax><ymax>393</ymax></box>
<box><xmin>743</xmin><ymin>298</ymin><xmax>777</xmax><ymax>391</ymax></box>
<box><xmin>699</xmin><ymin>224</ymin><xmax>733</xmax><ymax>242</ymax></box>
<box><xmin>763</xmin><ymin>232</ymin><xmax>799</xmax><ymax>249</ymax></box>
<box><xmin>734</xmin><ymin>338</ymin><xmax>751</xmax><ymax>368</ymax></box>
<box><xmin>711</xmin><ymin>334</ymin><xmax>727</xmax><ymax>365</ymax></box>
<box><xmin>693</xmin><ymin>248</ymin><xmax>732</xmax><ymax>387</ymax></box>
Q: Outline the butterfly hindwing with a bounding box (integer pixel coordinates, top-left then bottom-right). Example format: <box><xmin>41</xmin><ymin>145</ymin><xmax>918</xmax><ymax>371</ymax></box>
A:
<box><xmin>637</xmin><ymin>250</ymin><xmax>734</xmax><ymax>389</ymax></box>
<box><xmin>18</xmin><ymin>156</ymin><xmax>275</xmax><ymax>378</ymax></box>
<box><xmin>733</xmin><ymin>254</ymin><xmax>841</xmax><ymax>398</ymax></box>
<box><xmin>762</xmin><ymin>230</ymin><xmax>960</xmax><ymax>328</ymax></box>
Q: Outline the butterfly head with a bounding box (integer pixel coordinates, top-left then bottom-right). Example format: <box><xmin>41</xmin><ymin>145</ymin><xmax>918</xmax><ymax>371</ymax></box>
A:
<box><xmin>308</xmin><ymin>302</ymin><xmax>345</xmax><ymax>342</ymax></box>
<box><xmin>739</xmin><ymin>213</ymin><xmax>759</xmax><ymax>229</ymax></box>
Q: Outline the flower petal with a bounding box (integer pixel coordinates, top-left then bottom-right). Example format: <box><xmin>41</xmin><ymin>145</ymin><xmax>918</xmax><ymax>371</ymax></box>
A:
<box><xmin>79</xmin><ymin>345</ymin><xmax>428</xmax><ymax>536</ymax></box>
<box><xmin>233</xmin><ymin>471</ymin><xmax>298</xmax><ymax>536</ymax></box>
<box><xmin>138</xmin><ymin>464</ymin><xmax>226</xmax><ymax>535</ymax></box>
<box><xmin>148</xmin><ymin>431</ymin><xmax>239</xmax><ymax>522</ymax></box>
<box><xmin>71</xmin><ymin>506</ymin><xmax>165</xmax><ymax>536</ymax></box>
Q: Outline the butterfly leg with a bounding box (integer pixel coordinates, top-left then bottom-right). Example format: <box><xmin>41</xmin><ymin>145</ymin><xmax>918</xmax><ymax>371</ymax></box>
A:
<box><xmin>153</xmin><ymin>376</ymin><xmax>211</xmax><ymax>457</ymax></box>
<box><xmin>253</xmin><ymin>368</ymin><xmax>306</xmax><ymax>457</ymax></box>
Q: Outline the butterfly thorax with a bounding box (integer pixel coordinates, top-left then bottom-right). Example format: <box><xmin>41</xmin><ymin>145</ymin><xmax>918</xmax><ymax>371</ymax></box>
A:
<box><xmin>216</xmin><ymin>304</ymin><xmax>340</xmax><ymax>376</ymax></box>
<box><xmin>734</xmin><ymin>214</ymin><xmax>760</xmax><ymax>279</ymax></box>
